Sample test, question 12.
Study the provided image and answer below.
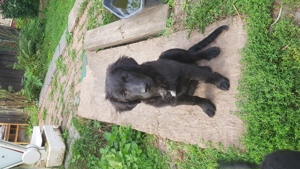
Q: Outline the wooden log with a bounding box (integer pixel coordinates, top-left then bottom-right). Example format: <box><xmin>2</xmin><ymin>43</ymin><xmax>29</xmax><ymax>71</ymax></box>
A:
<box><xmin>84</xmin><ymin>4</ymin><xmax>169</xmax><ymax>51</ymax></box>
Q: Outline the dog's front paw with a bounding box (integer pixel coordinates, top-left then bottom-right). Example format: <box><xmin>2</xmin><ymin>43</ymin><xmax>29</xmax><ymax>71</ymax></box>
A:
<box><xmin>201</xmin><ymin>100</ymin><xmax>216</xmax><ymax>117</ymax></box>
<box><xmin>169</xmin><ymin>90</ymin><xmax>176</xmax><ymax>97</ymax></box>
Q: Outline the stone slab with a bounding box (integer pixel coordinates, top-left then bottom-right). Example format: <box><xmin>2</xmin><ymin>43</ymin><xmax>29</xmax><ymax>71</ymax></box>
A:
<box><xmin>78</xmin><ymin>17</ymin><xmax>246</xmax><ymax>148</ymax></box>
<box><xmin>84</xmin><ymin>4</ymin><xmax>169</xmax><ymax>51</ymax></box>
<box><xmin>68</xmin><ymin>0</ymin><xmax>84</xmax><ymax>33</ymax></box>
<box><xmin>39</xmin><ymin>30</ymin><xmax>67</xmax><ymax>107</ymax></box>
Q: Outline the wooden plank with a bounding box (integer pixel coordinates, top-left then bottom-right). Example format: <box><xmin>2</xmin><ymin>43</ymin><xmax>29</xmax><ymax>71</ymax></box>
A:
<box><xmin>14</xmin><ymin>125</ymin><xmax>19</xmax><ymax>142</ymax></box>
<box><xmin>84</xmin><ymin>4</ymin><xmax>169</xmax><ymax>51</ymax></box>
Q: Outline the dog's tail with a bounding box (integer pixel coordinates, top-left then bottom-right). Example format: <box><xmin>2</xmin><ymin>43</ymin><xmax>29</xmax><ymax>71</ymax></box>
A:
<box><xmin>218</xmin><ymin>161</ymin><xmax>259</xmax><ymax>169</ymax></box>
<box><xmin>188</xmin><ymin>25</ymin><xmax>229</xmax><ymax>52</ymax></box>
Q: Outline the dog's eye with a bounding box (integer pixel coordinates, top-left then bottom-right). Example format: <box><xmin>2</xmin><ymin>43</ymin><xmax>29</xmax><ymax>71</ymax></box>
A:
<box><xmin>122</xmin><ymin>91</ymin><xmax>128</xmax><ymax>97</ymax></box>
<box><xmin>122</xmin><ymin>73</ymin><xmax>129</xmax><ymax>81</ymax></box>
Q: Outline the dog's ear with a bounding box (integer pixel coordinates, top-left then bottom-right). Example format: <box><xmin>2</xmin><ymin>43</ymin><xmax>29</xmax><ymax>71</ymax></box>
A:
<box><xmin>106</xmin><ymin>97</ymin><xmax>141</xmax><ymax>112</ymax></box>
<box><xmin>114</xmin><ymin>56</ymin><xmax>139</xmax><ymax>67</ymax></box>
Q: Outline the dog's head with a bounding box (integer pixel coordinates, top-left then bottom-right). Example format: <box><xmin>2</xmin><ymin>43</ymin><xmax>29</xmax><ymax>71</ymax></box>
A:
<box><xmin>105</xmin><ymin>56</ymin><xmax>155</xmax><ymax>111</ymax></box>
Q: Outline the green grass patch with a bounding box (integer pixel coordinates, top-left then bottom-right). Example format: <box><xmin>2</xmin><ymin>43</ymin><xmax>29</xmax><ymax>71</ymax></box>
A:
<box><xmin>43</xmin><ymin>0</ymin><xmax>76</xmax><ymax>57</ymax></box>
<box><xmin>14</xmin><ymin>0</ymin><xmax>75</xmax><ymax>101</ymax></box>
<box><xmin>69</xmin><ymin>118</ymin><xmax>169</xmax><ymax>169</ymax></box>
<box><xmin>169</xmin><ymin>0</ymin><xmax>300</xmax><ymax>167</ymax></box>
<box><xmin>183</xmin><ymin>0</ymin><xmax>237</xmax><ymax>33</ymax></box>
<box><xmin>25</xmin><ymin>105</ymin><xmax>39</xmax><ymax>136</ymax></box>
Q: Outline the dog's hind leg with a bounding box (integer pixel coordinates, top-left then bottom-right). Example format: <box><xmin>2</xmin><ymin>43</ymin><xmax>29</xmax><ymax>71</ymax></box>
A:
<box><xmin>176</xmin><ymin>94</ymin><xmax>216</xmax><ymax>117</ymax></box>
<box><xmin>188</xmin><ymin>25</ymin><xmax>228</xmax><ymax>52</ymax></box>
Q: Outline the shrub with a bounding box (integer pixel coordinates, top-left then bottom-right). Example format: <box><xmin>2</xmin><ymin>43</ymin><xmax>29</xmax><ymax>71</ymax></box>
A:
<box><xmin>0</xmin><ymin>0</ymin><xmax>39</xmax><ymax>19</ymax></box>
<box><xmin>13</xmin><ymin>18</ymin><xmax>46</xmax><ymax>101</ymax></box>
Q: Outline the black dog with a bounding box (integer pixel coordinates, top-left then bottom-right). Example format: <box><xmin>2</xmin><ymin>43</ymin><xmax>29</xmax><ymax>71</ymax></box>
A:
<box><xmin>219</xmin><ymin>150</ymin><xmax>300</xmax><ymax>169</ymax></box>
<box><xmin>105</xmin><ymin>25</ymin><xmax>229</xmax><ymax>117</ymax></box>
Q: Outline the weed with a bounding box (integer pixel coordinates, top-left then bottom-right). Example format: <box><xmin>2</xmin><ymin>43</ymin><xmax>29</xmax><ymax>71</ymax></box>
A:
<box><xmin>161</xmin><ymin>13</ymin><xmax>175</xmax><ymax>36</ymax></box>
<box><xmin>53</xmin><ymin>73</ymin><xmax>59</xmax><ymax>90</ymax></box>
<box><xmin>78</xmin><ymin>0</ymin><xmax>89</xmax><ymax>18</ymax></box>
<box><xmin>66</xmin><ymin>31</ymin><xmax>73</xmax><ymax>44</ymax></box>
<box><xmin>71</xmin><ymin>50</ymin><xmax>76</xmax><ymax>61</ymax></box>
<box><xmin>59</xmin><ymin>82</ymin><xmax>65</xmax><ymax>95</ymax></box>
<box><xmin>42</xmin><ymin>109</ymin><xmax>47</xmax><ymax>121</ymax></box>
<box><xmin>56</xmin><ymin>57</ymin><xmax>67</xmax><ymax>75</ymax></box>
<box><xmin>49</xmin><ymin>89</ymin><xmax>54</xmax><ymax>101</ymax></box>
<box><xmin>87</xmin><ymin>0</ymin><xmax>102</xmax><ymax>30</ymax></box>
<box><xmin>99</xmin><ymin>0</ymin><xmax>118</xmax><ymax>26</ymax></box>
<box><xmin>62</xmin><ymin>129</ymin><xmax>69</xmax><ymax>142</ymax></box>
<box><xmin>24</xmin><ymin>105</ymin><xmax>39</xmax><ymax>136</ymax></box>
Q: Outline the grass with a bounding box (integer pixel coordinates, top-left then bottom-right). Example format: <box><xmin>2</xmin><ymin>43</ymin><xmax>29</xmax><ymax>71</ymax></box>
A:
<box><xmin>169</xmin><ymin>0</ymin><xmax>300</xmax><ymax>167</ymax></box>
<box><xmin>42</xmin><ymin>0</ymin><xmax>76</xmax><ymax>58</ymax></box>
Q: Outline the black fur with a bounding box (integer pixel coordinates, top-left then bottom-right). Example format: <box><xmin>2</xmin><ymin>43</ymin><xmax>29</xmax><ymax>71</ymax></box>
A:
<box><xmin>219</xmin><ymin>150</ymin><xmax>300</xmax><ymax>169</ymax></box>
<box><xmin>105</xmin><ymin>25</ymin><xmax>229</xmax><ymax>117</ymax></box>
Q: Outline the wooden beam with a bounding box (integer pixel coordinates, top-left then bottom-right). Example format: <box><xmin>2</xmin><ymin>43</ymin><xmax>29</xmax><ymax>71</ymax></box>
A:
<box><xmin>84</xmin><ymin>4</ymin><xmax>169</xmax><ymax>51</ymax></box>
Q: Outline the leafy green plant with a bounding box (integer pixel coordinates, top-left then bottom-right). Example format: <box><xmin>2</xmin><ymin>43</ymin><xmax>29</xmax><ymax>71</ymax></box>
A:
<box><xmin>69</xmin><ymin>118</ymin><xmax>169</xmax><ymax>169</ymax></box>
<box><xmin>25</xmin><ymin>105</ymin><xmax>39</xmax><ymax>136</ymax></box>
<box><xmin>13</xmin><ymin>18</ymin><xmax>46</xmax><ymax>101</ymax></box>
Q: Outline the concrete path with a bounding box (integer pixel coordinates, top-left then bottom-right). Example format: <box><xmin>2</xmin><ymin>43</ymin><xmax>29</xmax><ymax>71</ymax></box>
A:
<box><xmin>78</xmin><ymin>17</ymin><xmax>246</xmax><ymax>148</ymax></box>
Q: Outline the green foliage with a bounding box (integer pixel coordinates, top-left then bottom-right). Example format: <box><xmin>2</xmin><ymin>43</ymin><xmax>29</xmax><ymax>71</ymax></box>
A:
<box><xmin>98</xmin><ymin>0</ymin><xmax>118</xmax><ymax>26</ymax></box>
<box><xmin>77</xmin><ymin>0</ymin><xmax>117</xmax><ymax>30</ymax></box>
<box><xmin>69</xmin><ymin>118</ymin><xmax>169</xmax><ymax>169</ymax></box>
<box><xmin>173</xmin><ymin>0</ymin><xmax>300</xmax><ymax>167</ymax></box>
<box><xmin>183</xmin><ymin>0</ymin><xmax>237</xmax><ymax>33</ymax></box>
<box><xmin>13</xmin><ymin>0</ymin><xmax>75</xmax><ymax>101</ymax></box>
<box><xmin>238</xmin><ymin>16</ymin><xmax>300</xmax><ymax>162</ymax></box>
<box><xmin>56</xmin><ymin>57</ymin><xmax>67</xmax><ymax>75</ymax></box>
<box><xmin>171</xmin><ymin>141</ymin><xmax>250</xmax><ymax>169</ymax></box>
<box><xmin>0</xmin><ymin>0</ymin><xmax>39</xmax><ymax>19</ymax></box>
<box><xmin>78</xmin><ymin>0</ymin><xmax>89</xmax><ymax>18</ymax></box>
<box><xmin>13</xmin><ymin>19</ymin><xmax>46</xmax><ymax>101</ymax></box>
<box><xmin>43</xmin><ymin>0</ymin><xmax>76</xmax><ymax>54</ymax></box>
<box><xmin>42</xmin><ymin>109</ymin><xmax>47</xmax><ymax>121</ymax></box>
<box><xmin>25</xmin><ymin>105</ymin><xmax>39</xmax><ymax>136</ymax></box>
